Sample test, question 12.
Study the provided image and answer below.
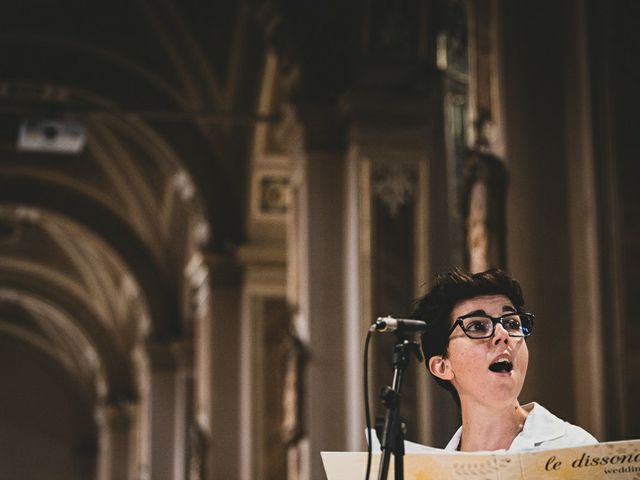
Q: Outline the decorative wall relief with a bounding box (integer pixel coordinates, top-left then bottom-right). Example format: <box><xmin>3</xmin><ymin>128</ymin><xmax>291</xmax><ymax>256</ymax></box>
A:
<box><xmin>461</xmin><ymin>148</ymin><xmax>507</xmax><ymax>272</ymax></box>
<box><xmin>368</xmin><ymin>158</ymin><xmax>422</xmax><ymax>438</ymax></box>
<box><xmin>362</xmin><ymin>0</ymin><xmax>426</xmax><ymax>57</ymax></box>
<box><xmin>281</xmin><ymin>330</ymin><xmax>307</xmax><ymax>447</ymax></box>
<box><xmin>260</xmin><ymin>175</ymin><xmax>289</xmax><ymax>215</ymax></box>
<box><xmin>251</xmin><ymin>170</ymin><xmax>290</xmax><ymax>222</ymax></box>
<box><xmin>261</xmin><ymin>297</ymin><xmax>290</xmax><ymax>480</ymax></box>
<box><xmin>372</xmin><ymin>161</ymin><xmax>417</xmax><ymax>218</ymax></box>
<box><xmin>436</xmin><ymin>0</ymin><xmax>469</xmax><ymax>78</ymax></box>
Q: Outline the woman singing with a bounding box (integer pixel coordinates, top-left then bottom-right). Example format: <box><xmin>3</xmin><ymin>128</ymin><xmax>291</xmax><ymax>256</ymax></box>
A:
<box><xmin>413</xmin><ymin>268</ymin><xmax>597</xmax><ymax>451</ymax></box>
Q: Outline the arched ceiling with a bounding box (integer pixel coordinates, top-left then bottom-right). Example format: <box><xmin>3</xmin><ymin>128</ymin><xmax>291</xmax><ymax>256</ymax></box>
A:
<box><xmin>0</xmin><ymin>207</ymin><xmax>149</xmax><ymax>403</ymax></box>
<box><xmin>0</xmin><ymin>0</ymin><xmax>270</xmax><ymax>404</ymax></box>
<box><xmin>0</xmin><ymin>0</ymin><xmax>268</xmax><ymax>250</ymax></box>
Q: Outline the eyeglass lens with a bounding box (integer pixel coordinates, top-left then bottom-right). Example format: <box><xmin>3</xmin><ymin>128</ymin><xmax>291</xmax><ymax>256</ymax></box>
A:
<box><xmin>461</xmin><ymin>314</ymin><xmax>532</xmax><ymax>338</ymax></box>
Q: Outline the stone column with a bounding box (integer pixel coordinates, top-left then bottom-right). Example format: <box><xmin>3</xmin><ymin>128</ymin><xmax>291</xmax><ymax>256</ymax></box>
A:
<box><xmin>144</xmin><ymin>340</ymin><xmax>190</xmax><ymax>480</ymax></box>
<box><xmin>277</xmin><ymin>103</ymin><xmax>350</xmax><ymax>480</ymax></box>
<box><xmin>463</xmin><ymin>0</ymin><xmax>509</xmax><ymax>272</ymax></box>
<box><xmin>203</xmin><ymin>253</ymin><xmax>242</xmax><ymax>480</ymax></box>
<box><xmin>467</xmin><ymin>0</ymin><xmax>506</xmax><ymax>157</ymax></box>
<box><xmin>342</xmin><ymin>88</ymin><xmax>442</xmax><ymax>446</ymax></box>
<box><xmin>146</xmin><ymin>342</ymin><xmax>177</xmax><ymax>480</ymax></box>
<box><xmin>236</xmin><ymin>241</ymin><xmax>288</xmax><ymax>480</ymax></box>
<box><xmin>563</xmin><ymin>0</ymin><xmax>605</xmax><ymax>440</ymax></box>
<box><xmin>172</xmin><ymin>339</ymin><xmax>194</xmax><ymax>480</ymax></box>
<box><xmin>95</xmin><ymin>402</ymin><xmax>134</xmax><ymax>480</ymax></box>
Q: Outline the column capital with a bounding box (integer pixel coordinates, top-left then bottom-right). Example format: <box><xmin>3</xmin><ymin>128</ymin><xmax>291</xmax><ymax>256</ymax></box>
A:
<box><xmin>144</xmin><ymin>340</ymin><xmax>176</xmax><ymax>370</ymax></box>
<box><xmin>94</xmin><ymin>401</ymin><xmax>135</xmax><ymax>430</ymax></box>
<box><xmin>171</xmin><ymin>337</ymin><xmax>194</xmax><ymax>370</ymax></box>
<box><xmin>143</xmin><ymin>337</ymin><xmax>196</xmax><ymax>371</ymax></box>
<box><xmin>275</xmin><ymin>102</ymin><xmax>348</xmax><ymax>156</ymax></box>
<box><xmin>202</xmin><ymin>251</ymin><xmax>243</xmax><ymax>289</ymax></box>
<box><xmin>342</xmin><ymin>88</ymin><xmax>436</xmax><ymax>159</ymax></box>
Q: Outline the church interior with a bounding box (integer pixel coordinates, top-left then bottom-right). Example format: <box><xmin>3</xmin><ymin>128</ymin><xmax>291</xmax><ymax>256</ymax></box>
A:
<box><xmin>0</xmin><ymin>0</ymin><xmax>638</xmax><ymax>479</ymax></box>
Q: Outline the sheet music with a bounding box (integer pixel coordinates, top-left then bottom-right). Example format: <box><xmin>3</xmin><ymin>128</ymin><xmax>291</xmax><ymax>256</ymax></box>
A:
<box><xmin>322</xmin><ymin>439</ymin><xmax>640</xmax><ymax>479</ymax></box>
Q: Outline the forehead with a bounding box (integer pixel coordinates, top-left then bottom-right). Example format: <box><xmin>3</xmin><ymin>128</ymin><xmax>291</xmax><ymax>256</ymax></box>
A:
<box><xmin>450</xmin><ymin>294</ymin><xmax>514</xmax><ymax>320</ymax></box>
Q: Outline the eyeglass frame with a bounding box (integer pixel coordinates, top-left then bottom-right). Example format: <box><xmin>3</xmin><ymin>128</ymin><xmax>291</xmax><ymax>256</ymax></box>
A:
<box><xmin>448</xmin><ymin>312</ymin><xmax>535</xmax><ymax>339</ymax></box>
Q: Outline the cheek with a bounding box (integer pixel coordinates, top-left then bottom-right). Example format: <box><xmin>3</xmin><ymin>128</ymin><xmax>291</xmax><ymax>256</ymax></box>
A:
<box><xmin>448</xmin><ymin>343</ymin><xmax>484</xmax><ymax>374</ymax></box>
<box><xmin>518</xmin><ymin>341</ymin><xmax>529</xmax><ymax>374</ymax></box>
<box><xmin>447</xmin><ymin>346</ymin><xmax>486</xmax><ymax>393</ymax></box>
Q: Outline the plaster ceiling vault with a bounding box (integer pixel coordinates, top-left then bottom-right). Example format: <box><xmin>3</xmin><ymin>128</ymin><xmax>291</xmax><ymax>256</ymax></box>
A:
<box><xmin>0</xmin><ymin>0</ymin><xmax>369</xmax><ymax>476</ymax></box>
<box><xmin>0</xmin><ymin>0</ymin><xmax>268</xmax><ymax>444</ymax></box>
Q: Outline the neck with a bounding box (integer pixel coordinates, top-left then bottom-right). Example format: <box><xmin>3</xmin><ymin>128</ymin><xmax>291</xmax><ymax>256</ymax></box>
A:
<box><xmin>457</xmin><ymin>400</ymin><xmax>529</xmax><ymax>452</ymax></box>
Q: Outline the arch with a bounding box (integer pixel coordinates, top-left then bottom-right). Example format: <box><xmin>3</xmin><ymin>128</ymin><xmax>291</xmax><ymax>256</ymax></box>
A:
<box><xmin>0</xmin><ymin>183</ymin><xmax>177</xmax><ymax>337</ymax></box>
<box><xmin>0</xmin><ymin>288</ymin><xmax>109</xmax><ymax>402</ymax></box>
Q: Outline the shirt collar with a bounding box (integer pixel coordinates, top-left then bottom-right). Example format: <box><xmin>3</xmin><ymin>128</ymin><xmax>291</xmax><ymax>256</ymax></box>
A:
<box><xmin>444</xmin><ymin>426</ymin><xmax>462</xmax><ymax>451</ymax></box>
<box><xmin>510</xmin><ymin>402</ymin><xmax>565</xmax><ymax>449</ymax></box>
<box><xmin>444</xmin><ymin>402</ymin><xmax>566</xmax><ymax>451</ymax></box>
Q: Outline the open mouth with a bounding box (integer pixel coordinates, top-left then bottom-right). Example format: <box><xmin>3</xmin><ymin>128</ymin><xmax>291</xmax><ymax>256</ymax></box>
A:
<box><xmin>489</xmin><ymin>360</ymin><xmax>513</xmax><ymax>373</ymax></box>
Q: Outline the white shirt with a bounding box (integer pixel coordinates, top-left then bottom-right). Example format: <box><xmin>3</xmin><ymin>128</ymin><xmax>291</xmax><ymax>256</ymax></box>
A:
<box><xmin>443</xmin><ymin>402</ymin><xmax>598</xmax><ymax>452</ymax></box>
<box><xmin>372</xmin><ymin>402</ymin><xmax>598</xmax><ymax>454</ymax></box>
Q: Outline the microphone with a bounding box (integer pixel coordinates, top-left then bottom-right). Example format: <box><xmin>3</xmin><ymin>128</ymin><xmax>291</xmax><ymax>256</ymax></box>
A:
<box><xmin>374</xmin><ymin>316</ymin><xmax>427</xmax><ymax>334</ymax></box>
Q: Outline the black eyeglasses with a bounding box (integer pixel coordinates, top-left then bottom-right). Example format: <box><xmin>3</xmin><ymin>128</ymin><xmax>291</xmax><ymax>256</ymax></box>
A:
<box><xmin>448</xmin><ymin>312</ymin><xmax>535</xmax><ymax>339</ymax></box>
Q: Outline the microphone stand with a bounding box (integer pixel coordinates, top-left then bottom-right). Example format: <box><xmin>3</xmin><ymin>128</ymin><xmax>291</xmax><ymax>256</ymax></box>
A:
<box><xmin>377</xmin><ymin>337</ymin><xmax>423</xmax><ymax>480</ymax></box>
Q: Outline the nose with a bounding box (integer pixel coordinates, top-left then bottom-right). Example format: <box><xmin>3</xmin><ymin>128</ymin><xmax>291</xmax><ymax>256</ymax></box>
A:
<box><xmin>493</xmin><ymin>321</ymin><xmax>510</xmax><ymax>344</ymax></box>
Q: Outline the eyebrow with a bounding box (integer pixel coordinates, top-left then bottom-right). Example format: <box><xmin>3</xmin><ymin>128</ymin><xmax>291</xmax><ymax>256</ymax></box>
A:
<box><xmin>461</xmin><ymin>305</ymin><xmax>516</xmax><ymax>317</ymax></box>
<box><xmin>463</xmin><ymin>309</ymin><xmax>486</xmax><ymax>317</ymax></box>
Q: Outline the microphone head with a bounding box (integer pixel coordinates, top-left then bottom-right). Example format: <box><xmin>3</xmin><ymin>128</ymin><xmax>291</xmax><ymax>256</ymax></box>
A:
<box><xmin>374</xmin><ymin>317</ymin><xmax>397</xmax><ymax>332</ymax></box>
<box><xmin>374</xmin><ymin>316</ymin><xmax>427</xmax><ymax>334</ymax></box>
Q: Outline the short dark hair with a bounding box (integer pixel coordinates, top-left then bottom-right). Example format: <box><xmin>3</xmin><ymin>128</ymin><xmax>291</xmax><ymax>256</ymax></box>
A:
<box><xmin>412</xmin><ymin>267</ymin><xmax>526</xmax><ymax>406</ymax></box>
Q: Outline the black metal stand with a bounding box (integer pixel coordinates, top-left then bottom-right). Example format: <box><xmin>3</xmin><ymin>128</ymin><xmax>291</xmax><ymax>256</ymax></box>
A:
<box><xmin>376</xmin><ymin>338</ymin><xmax>423</xmax><ymax>480</ymax></box>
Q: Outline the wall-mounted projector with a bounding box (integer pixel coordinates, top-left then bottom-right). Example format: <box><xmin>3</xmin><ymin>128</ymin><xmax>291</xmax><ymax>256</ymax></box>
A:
<box><xmin>17</xmin><ymin>119</ymin><xmax>86</xmax><ymax>154</ymax></box>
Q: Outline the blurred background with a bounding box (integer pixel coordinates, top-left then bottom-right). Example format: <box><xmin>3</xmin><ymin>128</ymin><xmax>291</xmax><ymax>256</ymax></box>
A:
<box><xmin>0</xmin><ymin>0</ymin><xmax>638</xmax><ymax>479</ymax></box>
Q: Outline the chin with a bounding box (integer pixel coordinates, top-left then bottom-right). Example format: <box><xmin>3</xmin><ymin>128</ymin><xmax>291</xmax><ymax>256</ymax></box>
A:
<box><xmin>489</xmin><ymin>381</ymin><xmax>524</xmax><ymax>402</ymax></box>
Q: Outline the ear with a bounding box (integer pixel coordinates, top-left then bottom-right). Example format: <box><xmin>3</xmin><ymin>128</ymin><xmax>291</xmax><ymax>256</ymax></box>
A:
<box><xmin>428</xmin><ymin>355</ymin><xmax>454</xmax><ymax>381</ymax></box>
